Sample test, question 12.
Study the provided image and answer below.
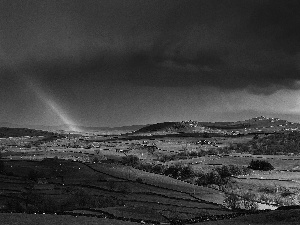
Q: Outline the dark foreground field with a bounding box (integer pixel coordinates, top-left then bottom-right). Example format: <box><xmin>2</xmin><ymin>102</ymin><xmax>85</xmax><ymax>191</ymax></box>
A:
<box><xmin>0</xmin><ymin>159</ymin><xmax>232</xmax><ymax>224</ymax></box>
<box><xmin>1</xmin><ymin>209</ymin><xmax>300</xmax><ymax>225</ymax></box>
<box><xmin>200</xmin><ymin>209</ymin><xmax>300</xmax><ymax>225</ymax></box>
<box><xmin>0</xmin><ymin>213</ymin><xmax>137</xmax><ymax>225</ymax></box>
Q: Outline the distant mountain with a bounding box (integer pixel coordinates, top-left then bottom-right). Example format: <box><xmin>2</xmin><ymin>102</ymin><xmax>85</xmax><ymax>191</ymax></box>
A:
<box><xmin>134</xmin><ymin>116</ymin><xmax>300</xmax><ymax>135</ymax></box>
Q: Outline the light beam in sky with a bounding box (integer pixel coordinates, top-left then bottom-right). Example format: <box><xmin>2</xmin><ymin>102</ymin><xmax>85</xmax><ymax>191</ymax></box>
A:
<box><xmin>25</xmin><ymin>78</ymin><xmax>82</xmax><ymax>132</ymax></box>
<box><xmin>0</xmin><ymin>46</ymin><xmax>82</xmax><ymax>132</ymax></box>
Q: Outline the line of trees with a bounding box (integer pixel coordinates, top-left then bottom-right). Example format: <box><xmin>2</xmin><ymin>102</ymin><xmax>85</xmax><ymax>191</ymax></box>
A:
<box><xmin>120</xmin><ymin>155</ymin><xmax>253</xmax><ymax>186</ymax></box>
<box><xmin>157</xmin><ymin>149</ymin><xmax>222</xmax><ymax>163</ymax></box>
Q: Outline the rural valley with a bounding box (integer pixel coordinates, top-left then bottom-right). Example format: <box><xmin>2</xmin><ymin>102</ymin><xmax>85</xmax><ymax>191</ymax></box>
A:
<box><xmin>2</xmin><ymin>116</ymin><xmax>300</xmax><ymax>224</ymax></box>
<box><xmin>1</xmin><ymin>1</ymin><xmax>300</xmax><ymax>224</ymax></box>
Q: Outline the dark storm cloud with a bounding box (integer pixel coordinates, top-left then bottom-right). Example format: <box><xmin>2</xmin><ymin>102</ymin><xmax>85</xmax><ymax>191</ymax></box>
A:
<box><xmin>0</xmin><ymin>0</ymin><xmax>300</xmax><ymax>93</ymax></box>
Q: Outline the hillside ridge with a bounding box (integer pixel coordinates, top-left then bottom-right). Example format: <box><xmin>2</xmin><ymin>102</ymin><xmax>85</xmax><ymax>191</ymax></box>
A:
<box><xmin>134</xmin><ymin>116</ymin><xmax>300</xmax><ymax>135</ymax></box>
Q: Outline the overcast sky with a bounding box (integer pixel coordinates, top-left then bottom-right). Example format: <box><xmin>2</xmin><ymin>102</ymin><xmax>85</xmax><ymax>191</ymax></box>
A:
<box><xmin>0</xmin><ymin>0</ymin><xmax>300</xmax><ymax>127</ymax></box>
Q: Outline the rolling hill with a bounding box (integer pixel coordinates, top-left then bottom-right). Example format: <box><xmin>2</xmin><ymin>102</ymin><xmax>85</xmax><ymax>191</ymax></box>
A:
<box><xmin>134</xmin><ymin>116</ymin><xmax>300</xmax><ymax>135</ymax></box>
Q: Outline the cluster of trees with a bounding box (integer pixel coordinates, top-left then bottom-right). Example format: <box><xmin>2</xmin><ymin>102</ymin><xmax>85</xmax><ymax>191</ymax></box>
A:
<box><xmin>121</xmin><ymin>155</ymin><xmax>254</xmax><ymax>187</ymax></box>
<box><xmin>224</xmin><ymin>131</ymin><xmax>300</xmax><ymax>155</ymax></box>
<box><xmin>137</xmin><ymin>163</ymin><xmax>165</xmax><ymax>174</ymax></box>
<box><xmin>248</xmin><ymin>159</ymin><xmax>274</xmax><ymax>171</ymax></box>
<box><xmin>114</xmin><ymin>155</ymin><xmax>274</xmax><ymax>187</ymax></box>
<box><xmin>163</xmin><ymin>164</ymin><xmax>194</xmax><ymax>180</ymax></box>
<box><xmin>195</xmin><ymin>165</ymin><xmax>250</xmax><ymax>186</ymax></box>
<box><xmin>136</xmin><ymin>160</ymin><xmax>250</xmax><ymax>187</ymax></box>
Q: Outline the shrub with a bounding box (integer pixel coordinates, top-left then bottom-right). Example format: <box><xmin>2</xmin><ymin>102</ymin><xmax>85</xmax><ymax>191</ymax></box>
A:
<box><xmin>224</xmin><ymin>192</ymin><xmax>258</xmax><ymax>211</ymax></box>
<box><xmin>151</xmin><ymin>164</ymin><xmax>165</xmax><ymax>174</ymax></box>
<box><xmin>248</xmin><ymin>159</ymin><xmax>274</xmax><ymax>171</ymax></box>
<box><xmin>121</xmin><ymin>155</ymin><xmax>140</xmax><ymax>167</ymax></box>
<box><xmin>242</xmin><ymin>192</ymin><xmax>259</xmax><ymax>211</ymax></box>
<box><xmin>164</xmin><ymin>164</ymin><xmax>181</xmax><ymax>178</ymax></box>
<box><xmin>178</xmin><ymin>165</ymin><xmax>194</xmax><ymax>179</ymax></box>
<box><xmin>164</xmin><ymin>164</ymin><xmax>194</xmax><ymax>179</ymax></box>
<box><xmin>224</xmin><ymin>193</ymin><xmax>242</xmax><ymax>210</ymax></box>
<box><xmin>195</xmin><ymin>171</ymin><xmax>223</xmax><ymax>186</ymax></box>
<box><xmin>207</xmin><ymin>171</ymin><xmax>223</xmax><ymax>185</ymax></box>
<box><xmin>215</xmin><ymin>165</ymin><xmax>232</xmax><ymax>178</ymax></box>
